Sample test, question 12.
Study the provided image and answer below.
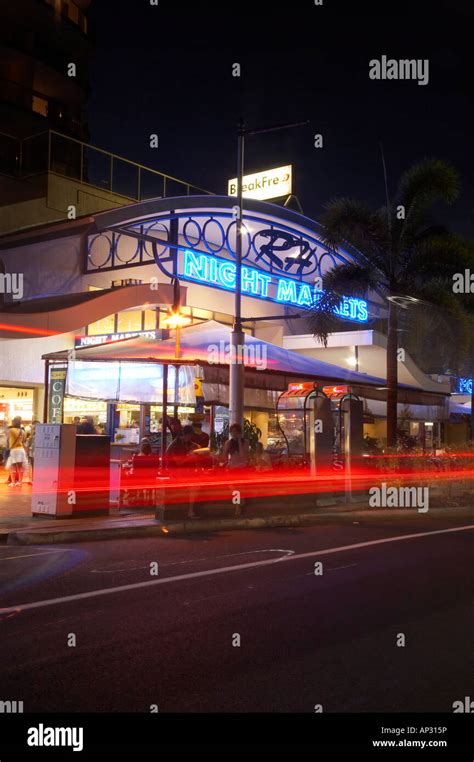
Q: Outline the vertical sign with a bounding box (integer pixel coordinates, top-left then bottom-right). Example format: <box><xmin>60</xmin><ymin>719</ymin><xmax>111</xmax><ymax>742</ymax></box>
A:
<box><xmin>48</xmin><ymin>368</ymin><xmax>67</xmax><ymax>424</ymax></box>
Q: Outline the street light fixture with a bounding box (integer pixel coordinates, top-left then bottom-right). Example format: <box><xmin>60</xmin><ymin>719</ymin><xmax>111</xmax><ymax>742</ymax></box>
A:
<box><xmin>161</xmin><ymin>310</ymin><xmax>191</xmax><ymax>359</ymax></box>
<box><xmin>161</xmin><ymin>276</ymin><xmax>191</xmax><ymax>359</ymax></box>
<box><xmin>229</xmin><ymin>117</ymin><xmax>309</xmax><ymax>427</ymax></box>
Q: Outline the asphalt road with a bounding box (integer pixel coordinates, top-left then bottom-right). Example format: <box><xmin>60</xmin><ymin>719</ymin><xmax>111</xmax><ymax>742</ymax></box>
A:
<box><xmin>0</xmin><ymin>517</ymin><xmax>472</xmax><ymax>713</ymax></box>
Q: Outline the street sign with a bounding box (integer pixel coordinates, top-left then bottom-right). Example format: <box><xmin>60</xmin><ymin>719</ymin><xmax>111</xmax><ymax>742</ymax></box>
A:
<box><xmin>228</xmin><ymin>165</ymin><xmax>292</xmax><ymax>200</ymax></box>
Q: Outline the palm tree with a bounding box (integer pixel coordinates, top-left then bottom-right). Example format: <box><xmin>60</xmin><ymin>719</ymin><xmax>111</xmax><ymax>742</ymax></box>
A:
<box><xmin>308</xmin><ymin>159</ymin><xmax>468</xmax><ymax>448</ymax></box>
<box><xmin>400</xmin><ymin>254</ymin><xmax>474</xmax><ymax>442</ymax></box>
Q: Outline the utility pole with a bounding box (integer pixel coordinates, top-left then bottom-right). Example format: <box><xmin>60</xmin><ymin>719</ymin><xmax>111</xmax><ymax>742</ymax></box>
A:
<box><xmin>228</xmin><ymin>118</ymin><xmax>308</xmax><ymax>427</ymax></box>
<box><xmin>229</xmin><ymin>119</ymin><xmax>246</xmax><ymax>426</ymax></box>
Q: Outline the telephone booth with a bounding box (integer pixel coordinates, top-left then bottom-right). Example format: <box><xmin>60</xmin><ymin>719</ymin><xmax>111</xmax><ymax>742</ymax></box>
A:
<box><xmin>276</xmin><ymin>382</ymin><xmax>333</xmax><ymax>473</ymax></box>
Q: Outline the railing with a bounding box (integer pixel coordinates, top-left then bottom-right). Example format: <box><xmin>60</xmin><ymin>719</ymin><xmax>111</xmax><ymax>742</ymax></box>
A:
<box><xmin>0</xmin><ymin>130</ymin><xmax>214</xmax><ymax>201</ymax></box>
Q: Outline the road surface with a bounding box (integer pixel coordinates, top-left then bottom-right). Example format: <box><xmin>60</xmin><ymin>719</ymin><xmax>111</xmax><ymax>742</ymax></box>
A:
<box><xmin>0</xmin><ymin>517</ymin><xmax>472</xmax><ymax>712</ymax></box>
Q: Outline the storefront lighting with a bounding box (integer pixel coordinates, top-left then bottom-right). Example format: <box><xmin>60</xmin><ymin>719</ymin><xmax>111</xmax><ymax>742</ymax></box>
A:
<box><xmin>161</xmin><ymin>310</ymin><xmax>191</xmax><ymax>359</ymax></box>
<box><xmin>161</xmin><ymin>312</ymin><xmax>192</xmax><ymax>329</ymax></box>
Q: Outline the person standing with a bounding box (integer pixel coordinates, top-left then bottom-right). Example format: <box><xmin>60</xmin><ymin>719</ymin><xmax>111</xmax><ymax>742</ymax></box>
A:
<box><xmin>165</xmin><ymin>425</ymin><xmax>199</xmax><ymax>518</ymax></box>
<box><xmin>222</xmin><ymin>424</ymin><xmax>250</xmax><ymax>470</ymax></box>
<box><xmin>165</xmin><ymin>425</ymin><xmax>199</xmax><ymax>469</ymax></box>
<box><xmin>221</xmin><ymin>424</ymin><xmax>250</xmax><ymax>517</ymax></box>
<box><xmin>26</xmin><ymin>420</ymin><xmax>40</xmax><ymax>483</ymax></box>
<box><xmin>6</xmin><ymin>416</ymin><xmax>28</xmax><ymax>486</ymax></box>
<box><xmin>254</xmin><ymin>441</ymin><xmax>272</xmax><ymax>472</ymax></box>
<box><xmin>77</xmin><ymin>416</ymin><xmax>96</xmax><ymax>434</ymax></box>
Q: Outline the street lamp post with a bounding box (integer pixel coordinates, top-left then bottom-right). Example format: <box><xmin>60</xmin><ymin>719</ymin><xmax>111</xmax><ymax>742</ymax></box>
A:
<box><xmin>229</xmin><ymin>119</ymin><xmax>246</xmax><ymax>427</ymax></box>
<box><xmin>229</xmin><ymin>118</ymin><xmax>309</xmax><ymax>427</ymax></box>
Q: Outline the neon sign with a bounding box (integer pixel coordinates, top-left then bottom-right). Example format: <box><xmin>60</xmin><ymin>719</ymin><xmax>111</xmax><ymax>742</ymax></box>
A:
<box><xmin>456</xmin><ymin>377</ymin><xmax>473</xmax><ymax>395</ymax></box>
<box><xmin>181</xmin><ymin>250</ymin><xmax>369</xmax><ymax>323</ymax></box>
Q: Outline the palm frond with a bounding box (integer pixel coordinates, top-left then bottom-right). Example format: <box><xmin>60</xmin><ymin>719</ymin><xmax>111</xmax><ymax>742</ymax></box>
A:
<box><xmin>399</xmin><ymin>233</ymin><xmax>470</xmax><ymax>284</ymax></box>
<box><xmin>307</xmin><ymin>262</ymin><xmax>383</xmax><ymax>345</ymax></box>
<box><xmin>396</xmin><ymin>159</ymin><xmax>460</xmax><ymax>251</ymax></box>
<box><xmin>320</xmin><ymin>198</ymin><xmax>389</xmax><ymax>262</ymax></box>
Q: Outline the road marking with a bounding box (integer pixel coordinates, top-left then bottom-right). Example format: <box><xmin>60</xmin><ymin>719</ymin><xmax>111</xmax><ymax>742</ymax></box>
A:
<box><xmin>90</xmin><ymin>548</ymin><xmax>295</xmax><ymax>573</ymax></box>
<box><xmin>1</xmin><ymin>525</ymin><xmax>472</xmax><ymax>615</ymax></box>
<box><xmin>0</xmin><ymin>549</ymin><xmax>76</xmax><ymax>562</ymax></box>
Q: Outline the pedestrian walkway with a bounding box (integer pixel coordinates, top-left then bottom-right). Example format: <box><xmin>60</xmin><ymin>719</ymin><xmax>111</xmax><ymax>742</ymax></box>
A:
<box><xmin>1</xmin><ymin>466</ymin><xmax>472</xmax><ymax>547</ymax></box>
<box><xmin>0</xmin><ymin>467</ymin><xmax>31</xmax><ymax>523</ymax></box>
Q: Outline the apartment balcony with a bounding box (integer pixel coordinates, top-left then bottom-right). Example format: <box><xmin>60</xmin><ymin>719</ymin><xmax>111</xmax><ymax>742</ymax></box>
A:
<box><xmin>0</xmin><ymin>130</ymin><xmax>213</xmax><ymax>234</ymax></box>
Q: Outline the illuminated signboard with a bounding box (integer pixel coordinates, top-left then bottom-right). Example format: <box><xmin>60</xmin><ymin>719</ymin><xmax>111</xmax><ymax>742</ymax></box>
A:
<box><xmin>180</xmin><ymin>249</ymin><xmax>369</xmax><ymax>323</ymax></box>
<box><xmin>287</xmin><ymin>382</ymin><xmax>317</xmax><ymax>393</ymax></box>
<box><xmin>456</xmin><ymin>377</ymin><xmax>473</xmax><ymax>395</ymax></box>
<box><xmin>228</xmin><ymin>165</ymin><xmax>292</xmax><ymax>201</ymax></box>
<box><xmin>322</xmin><ymin>385</ymin><xmax>350</xmax><ymax>399</ymax></box>
<box><xmin>75</xmin><ymin>330</ymin><xmax>157</xmax><ymax>348</ymax></box>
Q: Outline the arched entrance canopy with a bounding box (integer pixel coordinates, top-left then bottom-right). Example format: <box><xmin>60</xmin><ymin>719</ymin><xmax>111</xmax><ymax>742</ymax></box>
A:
<box><xmin>88</xmin><ymin>195</ymin><xmax>360</xmax><ymax>282</ymax></box>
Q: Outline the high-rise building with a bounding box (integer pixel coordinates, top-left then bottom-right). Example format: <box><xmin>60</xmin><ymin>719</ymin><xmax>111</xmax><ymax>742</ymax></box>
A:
<box><xmin>0</xmin><ymin>0</ymin><xmax>92</xmax><ymax>140</ymax></box>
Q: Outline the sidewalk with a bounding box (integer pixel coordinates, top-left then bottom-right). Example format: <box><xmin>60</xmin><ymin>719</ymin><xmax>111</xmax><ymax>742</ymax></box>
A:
<box><xmin>1</xmin><ymin>468</ymin><xmax>473</xmax><ymax>546</ymax></box>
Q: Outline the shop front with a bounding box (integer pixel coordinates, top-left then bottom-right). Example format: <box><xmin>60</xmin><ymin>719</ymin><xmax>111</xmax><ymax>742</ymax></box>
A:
<box><xmin>42</xmin><ymin>320</ymin><xmax>394</xmax><ymax>470</ymax></box>
<box><xmin>0</xmin><ymin>194</ymin><xmax>456</xmax><ymax>459</ymax></box>
<box><xmin>0</xmin><ymin>386</ymin><xmax>35</xmax><ymax>426</ymax></box>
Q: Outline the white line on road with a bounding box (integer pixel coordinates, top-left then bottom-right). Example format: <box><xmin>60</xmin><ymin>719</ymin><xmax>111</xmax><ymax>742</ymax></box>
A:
<box><xmin>0</xmin><ymin>549</ymin><xmax>77</xmax><ymax>562</ymax></box>
<box><xmin>89</xmin><ymin>548</ymin><xmax>295</xmax><ymax>573</ymax></box>
<box><xmin>1</xmin><ymin>524</ymin><xmax>472</xmax><ymax>615</ymax></box>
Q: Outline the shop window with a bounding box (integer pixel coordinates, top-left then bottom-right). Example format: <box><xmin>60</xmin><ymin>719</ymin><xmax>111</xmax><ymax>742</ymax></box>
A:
<box><xmin>87</xmin><ymin>314</ymin><xmax>116</xmax><ymax>336</ymax></box>
<box><xmin>117</xmin><ymin>310</ymin><xmax>143</xmax><ymax>333</ymax></box>
<box><xmin>192</xmin><ymin>307</ymin><xmax>212</xmax><ymax>320</ymax></box>
<box><xmin>143</xmin><ymin>309</ymin><xmax>157</xmax><ymax>330</ymax></box>
<box><xmin>32</xmin><ymin>95</ymin><xmax>48</xmax><ymax>117</ymax></box>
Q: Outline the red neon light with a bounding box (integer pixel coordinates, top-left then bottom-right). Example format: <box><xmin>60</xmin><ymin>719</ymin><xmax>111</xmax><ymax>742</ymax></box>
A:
<box><xmin>0</xmin><ymin>323</ymin><xmax>60</xmax><ymax>337</ymax></box>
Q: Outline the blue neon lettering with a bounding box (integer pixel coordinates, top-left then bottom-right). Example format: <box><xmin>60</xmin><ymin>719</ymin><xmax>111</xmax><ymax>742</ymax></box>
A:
<box><xmin>183</xmin><ymin>250</ymin><xmax>207</xmax><ymax>280</ymax></box>
<box><xmin>257</xmin><ymin>273</ymin><xmax>271</xmax><ymax>297</ymax></box>
<box><xmin>181</xmin><ymin>249</ymin><xmax>368</xmax><ymax>322</ymax></box>
<box><xmin>356</xmin><ymin>299</ymin><xmax>368</xmax><ymax>322</ymax></box>
<box><xmin>277</xmin><ymin>278</ymin><xmax>297</xmax><ymax>303</ymax></box>
<box><xmin>457</xmin><ymin>377</ymin><xmax>473</xmax><ymax>394</ymax></box>
<box><xmin>218</xmin><ymin>262</ymin><xmax>236</xmax><ymax>288</ymax></box>
<box><xmin>297</xmin><ymin>283</ymin><xmax>313</xmax><ymax>307</ymax></box>
<box><xmin>208</xmin><ymin>256</ymin><xmax>218</xmax><ymax>283</ymax></box>
<box><xmin>241</xmin><ymin>266</ymin><xmax>260</xmax><ymax>295</ymax></box>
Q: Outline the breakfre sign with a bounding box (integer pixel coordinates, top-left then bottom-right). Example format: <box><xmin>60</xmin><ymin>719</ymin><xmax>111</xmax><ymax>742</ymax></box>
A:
<box><xmin>228</xmin><ymin>165</ymin><xmax>292</xmax><ymax>201</ymax></box>
<box><xmin>180</xmin><ymin>249</ymin><xmax>369</xmax><ymax>323</ymax></box>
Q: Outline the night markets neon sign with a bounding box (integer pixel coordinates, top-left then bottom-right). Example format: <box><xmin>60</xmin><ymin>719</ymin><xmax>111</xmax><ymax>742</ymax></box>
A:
<box><xmin>181</xmin><ymin>249</ymin><xmax>369</xmax><ymax>323</ymax></box>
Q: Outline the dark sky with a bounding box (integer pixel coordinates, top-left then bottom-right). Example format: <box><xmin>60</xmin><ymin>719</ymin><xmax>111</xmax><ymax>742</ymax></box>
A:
<box><xmin>87</xmin><ymin>0</ymin><xmax>474</xmax><ymax>237</ymax></box>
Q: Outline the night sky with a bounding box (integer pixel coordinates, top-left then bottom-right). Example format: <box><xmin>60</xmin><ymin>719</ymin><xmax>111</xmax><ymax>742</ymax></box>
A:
<box><xmin>87</xmin><ymin>0</ymin><xmax>474</xmax><ymax>237</ymax></box>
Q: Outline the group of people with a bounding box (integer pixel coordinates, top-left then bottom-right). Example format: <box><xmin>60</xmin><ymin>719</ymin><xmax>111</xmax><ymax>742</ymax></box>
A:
<box><xmin>2</xmin><ymin>415</ymin><xmax>106</xmax><ymax>487</ymax></box>
<box><xmin>72</xmin><ymin>416</ymin><xmax>106</xmax><ymax>434</ymax></box>
<box><xmin>2</xmin><ymin>417</ymin><xmax>39</xmax><ymax>487</ymax></box>
<box><xmin>131</xmin><ymin>420</ymin><xmax>272</xmax><ymax>471</ymax></box>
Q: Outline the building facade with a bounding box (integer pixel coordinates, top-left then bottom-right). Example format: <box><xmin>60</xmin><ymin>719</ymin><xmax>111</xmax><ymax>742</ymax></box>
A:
<box><xmin>0</xmin><ymin>194</ymin><xmax>460</xmax><ymax>454</ymax></box>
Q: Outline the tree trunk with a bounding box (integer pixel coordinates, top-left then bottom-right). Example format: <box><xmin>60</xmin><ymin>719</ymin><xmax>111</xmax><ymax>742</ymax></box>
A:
<box><xmin>386</xmin><ymin>300</ymin><xmax>399</xmax><ymax>448</ymax></box>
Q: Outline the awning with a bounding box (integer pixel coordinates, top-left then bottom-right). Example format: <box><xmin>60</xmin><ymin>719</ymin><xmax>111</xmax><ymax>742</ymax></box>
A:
<box><xmin>43</xmin><ymin>319</ymin><xmax>389</xmax><ymax>386</ymax></box>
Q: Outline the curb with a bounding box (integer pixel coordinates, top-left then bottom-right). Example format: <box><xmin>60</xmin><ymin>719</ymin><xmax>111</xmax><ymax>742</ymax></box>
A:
<box><xmin>6</xmin><ymin>507</ymin><xmax>474</xmax><ymax>545</ymax></box>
